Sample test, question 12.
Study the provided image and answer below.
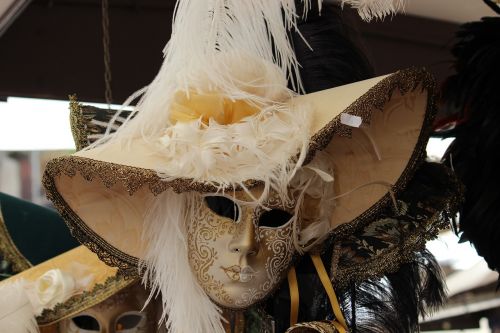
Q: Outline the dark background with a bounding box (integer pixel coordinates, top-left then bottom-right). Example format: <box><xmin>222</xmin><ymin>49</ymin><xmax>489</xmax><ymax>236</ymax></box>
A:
<box><xmin>0</xmin><ymin>0</ymin><xmax>458</xmax><ymax>104</ymax></box>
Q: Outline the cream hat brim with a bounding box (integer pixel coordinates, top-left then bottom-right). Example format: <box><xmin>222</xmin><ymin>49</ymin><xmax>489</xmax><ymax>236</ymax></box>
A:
<box><xmin>0</xmin><ymin>246</ymin><xmax>135</xmax><ymax>326</ymax></box>
<box><xmin>43</xmin><ymin>68</ymin><xmax>436</xmax><ymax>274</ymax></box>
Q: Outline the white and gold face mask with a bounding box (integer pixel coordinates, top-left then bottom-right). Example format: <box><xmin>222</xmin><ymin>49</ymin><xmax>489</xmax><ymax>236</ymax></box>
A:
<box><xmin>187</xmin><ymin>187</ymin><xmax>300</xmax><ymax>309</ymax></box>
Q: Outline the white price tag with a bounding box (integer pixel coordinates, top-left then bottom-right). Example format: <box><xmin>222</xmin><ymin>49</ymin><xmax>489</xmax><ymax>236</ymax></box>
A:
<box><xmin>340</xmin><ymin>113</ymin><xmax>362</xmax><ymax>128</ymax></box>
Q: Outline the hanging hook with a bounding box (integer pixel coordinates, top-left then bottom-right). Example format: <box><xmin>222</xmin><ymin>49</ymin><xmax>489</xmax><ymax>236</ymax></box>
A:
<box><xmin>101</xmin><ymin>0</ymin><xmax>113</xmax><ymax>108</ymax></box>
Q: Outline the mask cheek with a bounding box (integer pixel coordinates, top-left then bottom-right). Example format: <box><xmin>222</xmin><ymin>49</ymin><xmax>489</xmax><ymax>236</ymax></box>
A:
<box><xmin>258</xmin><ymin>224</ymin><xmax>295</xmax><ymax>285</ymax></box>
<box><xmin>187</xmin><ymin>208</ymin><xmax>237</xmax><ymax>304</ymax></box>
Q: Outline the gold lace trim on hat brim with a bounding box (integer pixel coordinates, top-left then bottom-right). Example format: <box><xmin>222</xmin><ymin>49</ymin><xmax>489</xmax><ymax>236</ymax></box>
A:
<box><xmin>42</xmin><ymin>68</ymin><xmax>438</xmax><ymax>281</ymax></box>
<box><xmin>37</xmin><ymin>274</ymin><xmax>136</xmax><ymax>326</ymax></box>
<box><xmin>0</xmin><ymin>208</ymin><xmax>31</xmax><ymax>273</ymax></box>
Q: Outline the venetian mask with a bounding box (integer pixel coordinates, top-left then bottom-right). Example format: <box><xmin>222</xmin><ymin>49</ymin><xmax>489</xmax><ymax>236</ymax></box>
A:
<box><xmin>58</xmin><ymin>283</ymin><xmax>157</xmax><ymax>333</ymax></box>
<box><xmin>187</xmin><ymin>187</ymin><xmax>300</xmax><ymax>309</ymax></box>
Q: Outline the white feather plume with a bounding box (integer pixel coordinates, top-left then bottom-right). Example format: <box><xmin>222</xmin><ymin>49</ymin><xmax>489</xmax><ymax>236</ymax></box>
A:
<box><xmin>87</xmin><ymin>0</ymin><xmax>316</xmax><ymax>201</ymax></box>
<box><xmin>155</xmin><ymin>99</ymin><xmax>311</xmax><ymax>198</ymax></box>
<box><xmin>140</xmin><ymin>190</ymin><xmax>225</xmax><ymax>333</ymax></box>
<box><xmin>96</xmin><ymin>0</ymin><xmax>312</xmax><ymax>141</ymax></box>
<box><xmin>0</xmin><ymin>280</ymin><xmax>39</xmax><ymax>333</ymax></box>
<box><xmin>340</xmin><ymin>0</ymin><xmax>405</xmax><ymax>21</ymax></box>
<box><xmin>290</xmin><ymin>150</ymin><xmax>336</xmax><ymax>252</ymax></box>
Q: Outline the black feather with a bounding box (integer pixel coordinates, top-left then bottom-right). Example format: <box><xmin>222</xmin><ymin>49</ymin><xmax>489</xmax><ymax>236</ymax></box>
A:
<box><xmin>440</xmin><ymin>17</ymin><xmax>500</xmax><ymax>275</ymax></box>
<box><xmin>339</xmin><ymin>250</ymin><xmax>446</xmax><ymax>333</ymax></box>
<box><xmin>291</xmin><ymin>2</ymin><xmax>374</xmax><ymax>93</ymax></box>
<box><xmin>263</xmin><ymin>249</ymin><xmax>446</xmax><ymax>333</ymax></box>
<box><xmin>263</xmin><ymin>255</ymin><xmax>331</xmax><ymax>333</ymax></box>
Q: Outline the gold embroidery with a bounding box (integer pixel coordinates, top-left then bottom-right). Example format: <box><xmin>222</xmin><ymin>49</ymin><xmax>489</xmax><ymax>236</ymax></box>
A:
<box><xmin>0</xmin><ymin>207</ymin><xmax>31</xmax><ymax>273</ymax></box>
<box><xmin>43</xmin><ymin>68</ymin><xmax>438</xmax><ymax>281</ymax></box>
<box><xmin>285</xmin><ymin>320</ymin><xmax>340</xmax><ymax>333</ymax></box>
<box><xmin>331</xmin><ymin>165</ymin><xmax>464</xmax><ymax>289</ymax></box>
<box><xmin>37</xmin><ymin>274</ymin><xmax>136</xmax><ymax>326</ymax></box>
<box><xmin>188</xmin><ymin>197</ymin><xmax>235</xmax><ymax>305</ymax></box>
<box><xmin>69</xmin><ymin>95</ymin><xmax>89</xmax><ymax>152</ymax></box>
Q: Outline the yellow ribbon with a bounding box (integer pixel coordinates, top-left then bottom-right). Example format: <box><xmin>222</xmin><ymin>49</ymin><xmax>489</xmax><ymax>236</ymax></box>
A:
<box><xmin>287</xmin><ymin>256</ymin><xmax>348</xmax><ymax>332</ymax></box>
<box><xmin>169</xmin><ymin>91</ymin><xmax>259</xmax><ymax>125</ymax></box>
<box><xmin>310</xmin><ymin>254</ymin><xmax>348</xmax><ymax>333</ymax></box>
<box><xmin>287</xmin><ymin>266</ymin><xmax>300</xmax><ymax>327</ymax></box>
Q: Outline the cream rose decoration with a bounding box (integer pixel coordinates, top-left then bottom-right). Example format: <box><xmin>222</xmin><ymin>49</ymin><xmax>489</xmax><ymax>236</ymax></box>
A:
<box><xmin>35</xmin><ymin>269</ymin><xmax>76</xmax><ymax>309</ymax></box>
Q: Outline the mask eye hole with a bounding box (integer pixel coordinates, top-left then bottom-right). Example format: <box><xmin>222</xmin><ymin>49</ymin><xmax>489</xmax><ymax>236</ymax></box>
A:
<box><xmin>204</xmin><ymin>196</ymin><xmax>240</xmax><ymax>221</ymax></box>
<box><xmin>71</xmin><ymin>315</ymin><xmax>100</xmax><ymax>331</ymax></box>
<box><xmin>116</xmin><ymin>312</ymin><xmax>145</xmax><ymax>331</ymax></box>
<box><xmin>259</xmin><ymin>209</ymin><xmax>293</xmax><ymax>228</ymax></box>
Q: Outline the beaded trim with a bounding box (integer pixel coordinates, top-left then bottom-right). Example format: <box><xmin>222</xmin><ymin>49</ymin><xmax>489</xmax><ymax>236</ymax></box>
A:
<box><xmin>43</xmin><ymin>67</ymin><xmax>437</xmax><ymax>279</ymax></box>
<box><xmin>285</xmin><ymin>320</ymin><xmax>338</xmax><ymax>333</ymax></box>
<box><xmin>331</xmin><ymin>165</ymin><xmax>463</xmax><ymax>289</ymax></box>
<box><xmin>42</xmin><ymin>174</ymin><xmax>140</xmax><ymax>275</ymax></box>
<box><xmin>37</xmin><ymin>274</ymin><xmax>136</xmax><ymax>326</ymax></box>
<box><xmin>69</xmin><ymin>95</ymin><xmax>89</xmax><ymax>152</ymax></box>
<box><xmin>316</xmin><ymin>67</ymin><xmax>437</xmax><ymax>242</ymax></box>
<box><xmin>69</xmin><ymin>95</ymin><xmax>135</xmax><ymax>151</ymax></box>
<box><xmin>0</xmin><ymin>207</ymin><xmax>31</xmax><ymax>273</ymax></box>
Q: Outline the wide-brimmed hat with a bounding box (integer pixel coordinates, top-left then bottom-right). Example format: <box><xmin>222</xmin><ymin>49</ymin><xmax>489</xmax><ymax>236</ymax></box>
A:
<box><xmin>60</xmin><ymin>88</ymin><xmax>463</xmax><ymax>333</ymax></box>
<box><xmin>44</xmin><ymin>67</ymin><xmax>436</xmax><ymax>274</ymax></box>
<box><xmin>41</xmin><ymin>1</ymin><xmax>459</xmax><ymax>332</ymax></box>
<box><xmin>0</xmin><ymin>245</ymin><xmax>136</xmax><ymax>332</ymax></box>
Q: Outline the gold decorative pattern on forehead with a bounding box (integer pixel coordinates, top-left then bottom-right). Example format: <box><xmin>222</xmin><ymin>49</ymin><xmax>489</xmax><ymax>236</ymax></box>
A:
<box><xmin>263</xmin><ymin>190</ymin><xmax>297</xmax><ymax>210</ymax></box>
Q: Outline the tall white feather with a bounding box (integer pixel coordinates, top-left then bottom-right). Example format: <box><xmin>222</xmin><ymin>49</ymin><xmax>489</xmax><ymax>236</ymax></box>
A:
<box><xmin>99</xmin><ymin>0</ymin><xmax>311</xmax><ymax>142</ymax></box>
<box><xmin>340</xmin><ymin>0</ymin><xmax>405</xmax><ymax>21</ymax></box>
<box><xmin>289</xmin><ymin>150</ymin><xmax>336</xmax><ymax>252</ymax></box>
<box><xmin>0</xmin><ymin>280</ymin><xmax>39</xmax><ymax>333</ymax></box>
<box><xmin>83</xmin><ymin>0</ymin><xmax>318</xmax><ymax>207</ymax></box>
<box><xmin>140</xmin><ymin>190</ymin><xmax>225</xmax><ymax>333</ymax></box>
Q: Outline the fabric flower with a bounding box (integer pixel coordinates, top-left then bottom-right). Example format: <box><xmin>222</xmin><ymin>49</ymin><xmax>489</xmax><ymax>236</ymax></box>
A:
<box><xmin>169</xmin><ymin>91</ymin><xmax>260</xmax><ymax>125</ymax></box>
<box><xmin>35</xmin><ymin>269</ymin><xmax>75</xmax><ymax>309</ymax></box>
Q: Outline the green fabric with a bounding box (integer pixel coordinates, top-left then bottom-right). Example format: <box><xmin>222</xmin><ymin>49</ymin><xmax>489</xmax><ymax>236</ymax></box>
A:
<box><xmin>0</xmin><ymin>192</ymin><xmax>79</xmax><ymax>266</ymax></box>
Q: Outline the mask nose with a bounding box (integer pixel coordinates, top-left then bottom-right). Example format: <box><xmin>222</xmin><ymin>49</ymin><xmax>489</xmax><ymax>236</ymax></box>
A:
<box><xmin>228</xmin><ymin>210</ymin><xmax>259</xmax><ymax>256</ymax></box>
<box><xmin>102</xmin><ymin>322</ymin><xmax>111</xmax><ymax>333</ymax></box>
